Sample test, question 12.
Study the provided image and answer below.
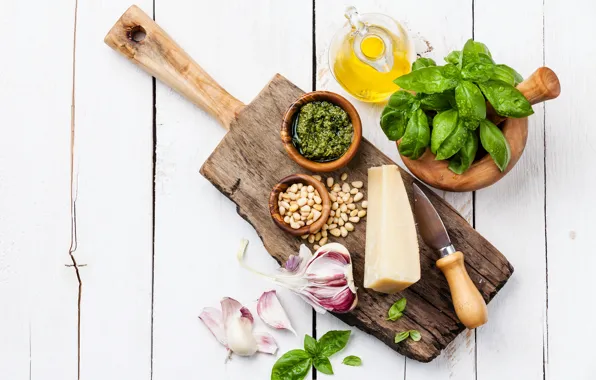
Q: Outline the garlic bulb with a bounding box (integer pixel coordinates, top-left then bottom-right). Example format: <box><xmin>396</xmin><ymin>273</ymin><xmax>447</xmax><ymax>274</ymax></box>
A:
<box><xmin>237</xmin><ymin>241</ymin><xmax>358</xmax><ymax>314</ymax></box>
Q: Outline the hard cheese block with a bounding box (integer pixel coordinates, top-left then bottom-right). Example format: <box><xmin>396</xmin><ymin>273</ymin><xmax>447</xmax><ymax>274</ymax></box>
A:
<box><xmin>364</xmin><ymin>165</ymin><xmax>420</xmax><ymax>293</ymax></box>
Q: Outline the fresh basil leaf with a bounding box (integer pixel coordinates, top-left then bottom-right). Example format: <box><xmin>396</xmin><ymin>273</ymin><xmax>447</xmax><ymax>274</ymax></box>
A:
<box><xmin>394</xmin><ymin>331</ymin><xmax>410</xmax><ymax>344</ymax></box>
<box><xmin>419</xmin><ymin>92</ymin><xmax>454</xmax><ymax>111</ymax></box>
<box><xmin>444</xmin><ymin>50</ymin><xmax>462</xmax><ymax>67</ymax></box>
<box><xmin>342</xmin><ymin>355</ymin><xmax>362</xmax><ymax>366</ymax></box>
<box><xmin>496</xmin><ymin>64</ymin><xmax>523</xmax><ymax>85</ymax></box>
<box><xmin>388</xmin><ymin>90</ymin><xmax>415</xmax><ymax>110</ymax></box>
<box><xmin>271</xmin><ymin>349</ymin><xmax>312</xmax><ymax>380</ymax></box>
<box><xmin>387</xmin><ymin>298</ymin><xmax>407</xmax><ymax>321</ymax></box>
<box><xmin>461</xmin><ymin>58</ymin><xmax>494</xmax><ymax>83</ymax></box>
<box><xmin>412</xmin><ymin>57</ymin><xmax>437</xmax><ymax>71</ymax></box>
<box><xmin>380</xmin><ymin>107</ymin><xmax>408</xmax><ymax>141</ymax></box>
<box><xmin>448</xmin><ymin>131</ymin><xmax>479</xmax><ymax>174</ymax></box>
<box><xmin>478</xmin><ymin>80</ymin><xmax>533</xmax><ymax>118</ymax></box>
<box><xmin>479</xmin><ymin>119</ymin><xmax>511</xmax><ymax>171</ymax></box>
<box><xmin>462</xmin><ymin>39</ymin><xmax>493</xmax><ymax>63</ymax></box>
<box><xmin>431</xmin><ymin>109</ymin><xmax>459</xmax><ymax>154</ymax></box>
<box><xmin>409</xmin><ymin>330</ymin><xmax>422</xmax><ymax>342</ymax></box>
<box><xmin>463</xmin><ymin>119</ymin><xmax>480</xmax><ymax>130</ymax></box>
<box><xmin>317</xmin><ymin>330</ymin><xmax>351</xmax><ymax>358</ymax></box>
<box><xmin>435</xmin><ymin>119</ymin><xmax>469</xmax><ymax>160</ymax></box>
<box><xmin>304</xmin><ymin>334</ymin><xmax>318</xmax><ymax>357</ymax></box>
<box><xmin>313</xmin><ymin>356</ymin><xmax>334</xmax><ymax>375</ymax></box>
<box><xmin>399</xmin><ymin>108</ymin><xmax>430</xmax><ymax>160</ymax></box>
<box><xmin>455</xmin><ymin>81</ymin><xmax>486</xmax><ymax>122</ymax></box>
<box><xmin>441</xmin><ymin>63</ymin><xmax>462</xmax><ymax>81</ymax></box>
<box><xmin>394</xmin><ymin>67</ymin><xmax>458</xmax><ymax>94</ymax></box>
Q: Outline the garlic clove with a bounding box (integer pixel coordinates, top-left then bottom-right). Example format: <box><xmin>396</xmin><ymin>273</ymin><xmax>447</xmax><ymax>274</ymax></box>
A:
<box><xmin>199</xmin><ymin>307</ymin><xmax>228</xmax><ymax>348</ymax></box>
<box><xmin>257</xmin><ymin>290</ymin><xmax>297</xmax><ymax>335</ymax></box>
<box><xmin>254</xmin><ymin>332</ymin><xmax>278</xmax><ymax>354</ymax></box>
<box><xmin>220</xmin><ymin>297</ymin><xmax>258</xmax><ymax>356</ymax></box>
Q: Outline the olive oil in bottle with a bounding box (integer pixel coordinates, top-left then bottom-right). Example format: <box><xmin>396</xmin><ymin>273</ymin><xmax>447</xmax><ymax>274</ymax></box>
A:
<box><xmin>329</xmin><ymin>7</ymin><xmax>415</xmax><ymax>103</ymax></box>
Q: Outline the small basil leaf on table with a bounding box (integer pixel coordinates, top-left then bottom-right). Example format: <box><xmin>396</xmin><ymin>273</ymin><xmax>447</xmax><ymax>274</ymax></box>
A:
<box><xmin>271</xmin><ymin>349</ymin><xmax>312</xmax><ymax>380</ymax></box>
<box><xmin>342</xmin><ymin>355</ymin><xmax>362</xmax><ymax>366</ymax></box>
<box><xmin>461</xmin><ymin>58</ymin><xmax>495</xmax><ymax>83</ymax></box>
<box><xmin>448</xmin><ymin>131</ymin><xmax>479</xmax><ymax>174</ymax></box>
<box><xmin>409</xmin><ymin>330</ymin><xmax>422</xmax><ymax>342</ymax></box>
<box><xmin>388</xmin><ymin>90</ymin><xmax>415</xmax><ymax>110</ymax></box>
<box><xmin>313</xmin><ymin>356</ymin><xmax>334</xmax><ymax>375</ymax></box>
<box><xmin>435</xmin><ymin>119</ymin><xmax>469</xmax><ymax>161</ymax></box>
<box><xmin>399</xmin><ymin>108</ymin><xmax>431</xmax><ymax>160</ymax></box>
<box><xmin>394</xmin><ymin>331</ymin><xmax>410</xmax><ymax>344</ymax></box>
<box><xmin>304</xmin><ymin>334</ymin><xmax>318</xmax><ymax>357</ymax></box>
<box><xmin>412</xmin><ymin>57</ymin><xmax>437</xmax><ymax>71</ymax></box>
<box><xmin>394</xmin><ymin>66</ymin><xmax>458</xmax><ymax>94</ymax></box>
<box><xmin>380</xmin><ymin>107</ymin><xmax>408</xmax><ymax>141</ymax></box>
<box><xmin>317</xmin><ymin>330</ymin><xmax>351</xmax><ymax>358</ymax></box>
<box><xmin>455</xmin><ymin>81</ymin><xmax>486</xmax><ymax>122</ymax></box>
<box><xmin>431</xmin><ymin>109</ymin><xmax>459</xmax><ymax>154</ymax></box>
<box><xmin>478</xmin><ymin>80</ymin><xmax>533</xmax><ymax>117</ymax></box>
<box><xmin>479</xmin><ymin>119</ymin><xmax>511</xmax><ymax>171</ymax></box>
<box><xmin>419</xmin><ymin>92</ymin><xmax>454</xmax><ymax>111</ymax></box>
<box><xmin>387</xmin><ymin>297</ymin><xmax>407</xmax><ymax>321</ymax></box>
<box><xmin>444</xmin><ymin>50</ymin><xmax>462</xmax><ymax>67</ymax></box>
<box><xmin>495</xmin><ymin>64</ymin><xmax>524</xmax><ymax>85</ymax></box>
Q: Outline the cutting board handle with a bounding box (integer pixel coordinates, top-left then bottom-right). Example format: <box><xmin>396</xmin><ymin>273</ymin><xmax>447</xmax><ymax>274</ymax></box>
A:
<box><xmin>104</xmin><ymin>5</ymin><xmax>245</xmax><ymax>130</ymax></box>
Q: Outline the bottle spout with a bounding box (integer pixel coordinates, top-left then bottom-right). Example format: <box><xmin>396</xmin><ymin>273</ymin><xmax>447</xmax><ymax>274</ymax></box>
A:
<box><xmin>345</xmin><ymin>6</ymin><xmax>394</xmax><ymax>73</ymax></box>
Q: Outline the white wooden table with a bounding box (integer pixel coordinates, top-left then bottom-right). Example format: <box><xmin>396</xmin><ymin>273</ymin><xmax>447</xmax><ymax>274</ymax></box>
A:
<box><xmin>0</xmin><ymin>0</ymin><xmax>592</xmax><ymax>378</ymax></box>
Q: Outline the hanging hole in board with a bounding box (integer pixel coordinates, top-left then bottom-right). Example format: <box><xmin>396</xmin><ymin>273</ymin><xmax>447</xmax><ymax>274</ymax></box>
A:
<box><xmin>129</xmin><ymin>25</ymin><xmax>146</xmax><ymax>42</ymax></box>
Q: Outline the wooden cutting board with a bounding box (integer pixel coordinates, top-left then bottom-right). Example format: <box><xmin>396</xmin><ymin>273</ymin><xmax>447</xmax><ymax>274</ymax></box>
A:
<box><xmin>106</xmin><ymin>5</ymin><xmax>514</xmax><ymax>363</ymax></box>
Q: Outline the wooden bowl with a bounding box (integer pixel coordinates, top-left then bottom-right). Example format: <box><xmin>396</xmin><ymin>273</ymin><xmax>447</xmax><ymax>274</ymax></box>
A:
<box><xmin>400</xmin><ymin>67</ymin><xmax>561</xmax><ymax>192</ymax></box>
<box><xmin>269</xmin><ymin>174</ymin><xmax>331</xmax><ymax>236</ymax></box>
<box><xmin>281</xmin><ymin>91</ymin><xmax>362</xmax><ymax>173</ymax></box>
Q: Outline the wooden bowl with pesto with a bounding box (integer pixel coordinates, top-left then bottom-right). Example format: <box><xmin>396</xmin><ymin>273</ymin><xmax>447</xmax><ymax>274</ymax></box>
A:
<box><xmin>281</xmin><ymin>91</ymin><xmax>362</xmax><ymax>172</ymax></box>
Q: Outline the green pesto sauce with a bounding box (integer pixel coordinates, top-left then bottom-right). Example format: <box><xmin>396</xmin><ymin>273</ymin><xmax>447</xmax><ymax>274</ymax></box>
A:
<box><xmin>292</xmin><ymin>101</ymin><xmax>353</xmax><ymax>161</ymax></box>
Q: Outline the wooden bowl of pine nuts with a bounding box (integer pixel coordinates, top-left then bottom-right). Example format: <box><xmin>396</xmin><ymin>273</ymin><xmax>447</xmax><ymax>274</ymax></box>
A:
<box><xmin>269</xmin><ymin>174</ymin><xmax>331</xmax><ymax>237</ymax></box>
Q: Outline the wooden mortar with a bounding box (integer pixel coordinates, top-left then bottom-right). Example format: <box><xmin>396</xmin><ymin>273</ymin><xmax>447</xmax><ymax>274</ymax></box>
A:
<box><xmin>399</xmin><ymin>67</ymin><xmax>560</xmax><ymax>192</ymax></box>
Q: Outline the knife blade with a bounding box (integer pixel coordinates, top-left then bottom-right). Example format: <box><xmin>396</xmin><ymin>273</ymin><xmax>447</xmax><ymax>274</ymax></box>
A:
<box><xmin>412</xmin><ymin>183</ymin><xmax>455</xmax><ymax>257</ymax></box>
<box><xmin>412</xmin><ymin>183</ymin><xmax>488</xmax><ymax>329</ymax></box>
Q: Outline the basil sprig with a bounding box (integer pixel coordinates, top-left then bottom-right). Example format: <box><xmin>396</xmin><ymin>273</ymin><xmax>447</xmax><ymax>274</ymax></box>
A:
<box><xmin>394</xmin><ymin>330</ymin><xmax>422</xmax><ymax>344</ymax></box>
<box><xmin>271</xmin><ymin>330</ymin><xmax>357</xmax><ymax>380</ymax></box>
<box><xmin>380</xmin><ymin>38</ymin><xmax>532</xmax><ymax>174</ymax></box>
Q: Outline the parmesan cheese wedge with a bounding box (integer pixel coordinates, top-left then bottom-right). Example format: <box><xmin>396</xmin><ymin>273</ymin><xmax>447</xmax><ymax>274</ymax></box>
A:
<box><xmin>364</xmin><ymin>165</ymin><xmax>420</xmax><ymax>294</ymax></box>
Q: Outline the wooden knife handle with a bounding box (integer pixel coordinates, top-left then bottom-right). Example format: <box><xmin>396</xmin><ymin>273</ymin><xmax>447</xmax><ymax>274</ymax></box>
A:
<box><xmin>104</xmin><ymin>5</ymin><xmax>244</xmax><ymax>130</ymax></box>
<box><xmin>436</xmin><ymin>251</ymin><xmax>488</xmax><ymax>329</ymax></box>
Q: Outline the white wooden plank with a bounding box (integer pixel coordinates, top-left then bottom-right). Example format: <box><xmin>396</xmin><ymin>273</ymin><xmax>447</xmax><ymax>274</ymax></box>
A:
<box><xmin>315</xmin><ymin>1</ymin><xmax>475</xmax><ymax>378</ymax></box>
<box><xmin>73</xmin><ymin>0</ymin><xmax>155</xmax><ymax>378</ymax></box>
<box><xmin>473</xmin><ymin>0</ymin><xmax>546</xmax><ymax>379</ymax></box>
<box><xmin>544</xmin><ymin>1</ymin><xmax>596</xmax><ymax>378</ymax></box>
<box><xmin>0</xmin><ymin>0</ymin><xmax>78</xmax><ymax>379</ymax></box>
<box><xmin>152</xmin><ymin>1</ymin><xmax>313</xmax><ymax>378</ymax></box>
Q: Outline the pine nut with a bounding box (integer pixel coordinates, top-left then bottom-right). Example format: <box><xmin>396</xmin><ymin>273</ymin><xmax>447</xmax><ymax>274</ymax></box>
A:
<box><xmin>350</xmin><ymin>210</ymin><xmax>358</xmax><ymax>217</ymax></box>
<box><xmin>354</xmin><ymin>192</ymin><xmax>364</xmax><ymax>202</ymax></box>
<box><xmin>351</xmin><ymin>181</ymin><xmax>363</xmax><ymax>188</ymax></box>
<box><xmin>313</xmin><ymin>175</ymin><xmax>322</xmax><ymax>181</ymax></box>
<box><xmin>296</xmin><ymin>221</ymin><xmax>305</xmax><ymax>227</ymax></box>
<box><xmin>347</xmin><ymin>203</ymin><xmax>356</xmax><ymax>210</ymax></box>
<box><xmin>284</xmin><ymin>216</ymin><xmax>291</xmax><ymax>224</ymax></box>
<box><xmin>322</xmin><ymin>224</ymin><xmax>329</xmax><ymax>231</ymax></box>
<box><xmin>348</xmin><ymin>197</ymin><xmax>353</xmax><ymax>204</ymax></box>
<box><xmin>361</xmin><ymin>200</ymin><xmax>368</xmax><ymax>208</ymax></box>
<box><xmin>329</xmin><ymin>193</ymin><xmax>337</xmax><ymax>202</ymax></box>
<box><xmin>327</xmin><ymin>177</ymin><xmax>334</xmax><ymax>187</ymax></box>
<box><xmin>308</xmin><ymin>234</ymin><xmax>315</xmax><ymax>244</ymax></box>
<box><xmin>330</xmin><ymin>228</ymin><xmax>341</xmax><ymax>237</ymax></box>
<box><xmin>340</xmin><ymin>213</ymin><xmax>348</xmax><ymax>222</ymax></box>
<box><xmin>328</xmin><ymin>224</ymin><xmax>337</xmax><ymax>229</ymax></box>
<box><xmin>297</xmin><ymin>183</ymin><xmax>303</xmax><ymax>189</ymax></box>
<box><xmin>281</xmin><ymin>201</ymin><xmax>290</xmax><ymax>209</ymax></box>
<box><xmin>319</xmin><ymin>237</ymin><xmax>328</xmax><ymax>245</ymax></box>
<box><xmin>350</xmin><ymin>188</ymin><xmax>358</xmax><ymax>195</ymax></box>
<box><xmin>322</xmin><ymin>230</ymin><xmax>328</xmax><ymax>237</ymax></box>
<box><xmin>345</xmin><ymin>222</ymin><xmax>354</xmax><ymax>232</ymax></box>
<box><xmin>300</xmin><ymin>205</ymin><xmax>311</xmax><ymax>212</ymax></box>
<box><xmin>342</xmin><ymin>194</ymin><xmax>350</xmax><ymax>202</ymax></box>
<box><xmin>338</xmin><ymin>218</ymin><xmax>345</xmax><ymax>226</ymax></box>
<box><xmin>290</xmin><ymin>184</ymin><xmax>298</xmax><ymax>193</ymax></box>
<box><xmin>333</xmin><ymin>217</ymin><xmax>339</xmax><ymax>224</ymax></box>
<box><xmin>358</xmin><ymin>210</ymin><xmax>367</xmax><ymax>218</ymax></box>
<box><xmin>306</xmin><ymin>219</ymin><xmax>314</xmax><ymax>226</ymax></box>
<box><xmin>293</xmin><ymin>213</ymin><xmax>301</xmax><ymax>221</ymax></box>
<box><xmin>314</xmin><ymin>196</ymin><xmax>322</xmax><ymax>204</ymax></box>
<box><xmin>330</xmin><ymin>210</ymin><xmax>335</xmax><ymax>217</ymax></box>
<box><xmin>313</xmin><ymin>204</ymin><xmax>322</xmax><ymax>211</ymax></box>
<box><xmin>290</xmin><ymin>204</ymin><xmax>299</xmax><ymax>212</ymax></box>
<box><xmin>312</xmin><ymin>210</ymin><xmax>322</xmax><ymax>222</ymax></box>
<box><xmin>333</xmin><ymin>184</ymin><xmax>341</xmax><ymax>192</ymax></box>
<box><xmin>279</xmin><ymin>206</ymin><xmax>286</xmax><ymax>215</ymax></box>
<box><xmin>297</xmin><ymin>198</ymin><xmax>307</xmax><ymax>207</ymax></box>
<box><xmin>342</xmin><ymin>183</ymin><xmax>350</xmax><ymax>193</ymax></box>
<box><xmin>341</xmin><ymin>173</ymin><xmax>348</xmax><ymax>181</ymax></box>
<box><xmin>349</xmin><ymin>216</ymin><xmax>360</xmax><ymax>223</ymax></box>
<box><xmin>340</xmin><ymin>226</ymin><xmax>348</xmax><ymax>237</ymax></box>
<box><xmin>291</xmin><ymin>221</ymin><xmax>300</xmax><ymax>229</ymax></box>
<box><xmin>340</xmin><ymin>204</ymin><xmax>347</xmax><ymax>213</ymax></box>
<box><xmin>327</xmin><ymin>218</ymin><xmax>333</xmax><ymax>225</ymax></box>
<box><xmin>313</xmin><ymin>244</ymin><xmax>321</xmax><ymax>250</ymax></box>
<box><xmin>315</xmin><ymin>232</ymin><xmax>322</xmax><ymax>242</ymax></box>
<box><xmin>301</xmin><ymin>234</ymin><xmax>309</xmax><ymax>239</ymax></box>
<box><xmin>307</xmin><ymin>199</ymin><xmax>315</xmax><ymax>206</ymax></box>
<box><xmin>332</xmin><ymin>202</ymin><xmax>339</xmax><ymax>210</ymax></box>
<box><xmin>307</xmin><ymin>185</ymin><xmax>314</xmax><ymax>193</ymax></box>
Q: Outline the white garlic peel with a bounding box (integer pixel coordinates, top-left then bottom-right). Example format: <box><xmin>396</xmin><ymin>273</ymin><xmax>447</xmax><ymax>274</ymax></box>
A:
<box><xmin>257</xmin><ymin>290</ymin><xmax>296</xmax><ymax>335</ymax></box>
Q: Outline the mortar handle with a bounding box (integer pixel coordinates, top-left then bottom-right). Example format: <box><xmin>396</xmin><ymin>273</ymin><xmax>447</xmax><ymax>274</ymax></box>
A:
<box><xmin>517</xmin><ymin>67</ymin><xmax>561</xmax><ymax>105</ymax></box>
<box><xmin>104</xmin><ymin>5</ymin><xmax>244</xmax><ymax>130</ymax></box>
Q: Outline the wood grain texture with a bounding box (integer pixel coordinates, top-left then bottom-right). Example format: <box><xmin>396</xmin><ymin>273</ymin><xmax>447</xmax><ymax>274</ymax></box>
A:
<box><xmin>200</xmin><ymin>75</ymin><xmax>513</xmax><ymax>362</ymax></box>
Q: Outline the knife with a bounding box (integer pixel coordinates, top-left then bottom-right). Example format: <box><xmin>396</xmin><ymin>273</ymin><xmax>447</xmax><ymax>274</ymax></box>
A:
<box><xmin>413</xmin><ymin>183</ymin><xmax>488</xmax><ymax>329</ymax></box>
